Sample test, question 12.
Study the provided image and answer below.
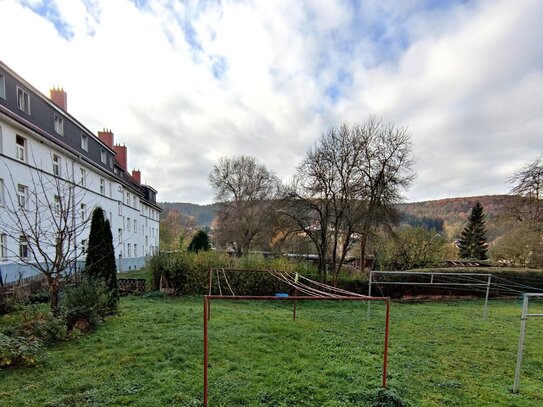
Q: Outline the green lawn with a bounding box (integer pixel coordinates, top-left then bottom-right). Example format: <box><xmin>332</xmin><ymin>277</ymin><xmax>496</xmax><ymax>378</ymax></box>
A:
<box><xmin>1</xmin><ymin>296</ymin><xmax>542</xmax><ymax>406</ymax></box>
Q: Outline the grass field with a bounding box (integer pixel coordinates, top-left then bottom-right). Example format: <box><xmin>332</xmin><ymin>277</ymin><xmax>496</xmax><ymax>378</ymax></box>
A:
<box><xmin>1</xmin><ymin>296</ymin><xmax>542</xmax><ymax>406</ymax></box>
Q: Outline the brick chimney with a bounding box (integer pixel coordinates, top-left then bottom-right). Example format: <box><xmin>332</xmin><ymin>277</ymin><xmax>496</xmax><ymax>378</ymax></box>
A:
<box><xmin>50</xmin><ymin>87</ymin><xmax>67</xmax><ymax>111</ymax></box>
<box><xmin>97</xmin><ymin>128</ymin><xmax>114</xmax><ymax>149</ymax></box>
<box><xmin>132</xmin><ymin>169</ymin><xmax>141</xmax><ymax>184</ymax></box>
<box><xmin>114</xmin><ymin>144</ymin><xmax>127</xmax><ymax>171</ymax></box>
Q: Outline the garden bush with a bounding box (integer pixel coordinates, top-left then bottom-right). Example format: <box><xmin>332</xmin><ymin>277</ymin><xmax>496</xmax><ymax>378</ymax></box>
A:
<box><xmin>148</xmin><ymin>251</ymin><xmax>543</xmax><ymax>298</ymax></box>
<box><xmin>17</xmin><ymin>305</ymin><xmax>68</xmax><ymax>344</ymax></box>
<box><xmin>0</xmin><ymin>298</ymin><xmax>16</xmax><ymax>315</ymax></box>
<box><xmin>0</xmin><ymin>333</ymin><xmax>43</xmax><ymax>368</ymax></box>
<box><xmin>62</xmin><ymin>277</ymin><xmax>110</xmax><ymax>331</ymax></box>
<box><xmin>334</xmin><ymin>267</ymin><xmax>543</xmax><ymax>298</ymax></box>
<box><xmin>149</xmin><ymin>251</ymin><xmax>317</xmax><ymax>295</ymax></box>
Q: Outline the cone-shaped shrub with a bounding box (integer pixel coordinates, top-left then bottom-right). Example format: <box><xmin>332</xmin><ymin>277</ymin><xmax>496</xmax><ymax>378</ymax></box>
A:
<box><xmin>85</xmin><ymin>207</ymin><xmax>118</xmax><ymax>312</ymax></box>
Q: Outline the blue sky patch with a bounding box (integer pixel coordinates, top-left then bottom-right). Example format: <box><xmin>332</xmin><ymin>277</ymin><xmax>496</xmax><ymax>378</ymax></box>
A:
<box><xmin>21</xmin><ymin>0</ymin><xmax>74</xmax><ymax>40</ymax></box>
<box><xmin>211</xmin><ymin>56</ymin><xmax>228</xmax><ymax>80</ymax></box>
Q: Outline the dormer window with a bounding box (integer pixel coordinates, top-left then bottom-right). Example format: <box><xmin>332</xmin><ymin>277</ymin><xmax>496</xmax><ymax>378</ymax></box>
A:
<box><xmin>54</xmin><ymin>113</ymin><xmax>63</xmax><ymax>135</ymax></box>
<box><xmin>0</xmin><ymin>74</ymin><xmax>5</xmax><ymax>99</ymax></box>
<box><xmin>101</xmin><ymin>149</ymin><xmax>106</xmax><ymax>164</ymax></box>
<box><xmin>81</xmin><ymin>133</ymin><xmax>88</xmax><ymax>151</ymax></box>
<box><xmin>16</xmin><ymin>86</ymin><xmax>30</xmax><ymax>114</ymax></box>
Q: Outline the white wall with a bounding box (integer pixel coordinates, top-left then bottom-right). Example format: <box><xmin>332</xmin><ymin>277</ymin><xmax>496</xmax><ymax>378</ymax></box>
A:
<box><xmin>0</xmin><ymin>114</ymin><xmax>160</xmax><ymax>282</ymax></box>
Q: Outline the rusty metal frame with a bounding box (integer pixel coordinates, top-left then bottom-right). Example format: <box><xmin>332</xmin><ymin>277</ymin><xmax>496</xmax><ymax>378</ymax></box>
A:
<box><xmin>203</xmin><ymin>293</ymin><xmax>391</xmax><ymax>406</ymax></box>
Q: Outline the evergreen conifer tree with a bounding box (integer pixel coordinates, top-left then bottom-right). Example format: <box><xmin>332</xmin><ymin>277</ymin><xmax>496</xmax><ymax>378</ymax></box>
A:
<box><xmin>187</xmin><ymin>230</ymin><xmax>211</xmax><ymax>253</ymax></box>
<box><xmin>458</xmin><ymin>202</ymin><xmax>488</xmax><ymax>260</ymax></box>
<box><xmin>85</xmin><ymin>207</ymin><xmax>118</xmax><ymax>310</ymax></box>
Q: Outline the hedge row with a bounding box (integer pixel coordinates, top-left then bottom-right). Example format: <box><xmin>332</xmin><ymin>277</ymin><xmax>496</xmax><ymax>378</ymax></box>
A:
<box><xmin>336</xmin><ymin>267</ymin><xmax>543</xmax><ymax>299</ymax></box>
<box><xmin>147</xmin><ymin>252</ymin><xmax>543</xmax><ymax>299</ymax></box>
<box><xmin>148</xmin><ymin>252</ymin><xmax>314</xmax><ymax>296</ymax></box>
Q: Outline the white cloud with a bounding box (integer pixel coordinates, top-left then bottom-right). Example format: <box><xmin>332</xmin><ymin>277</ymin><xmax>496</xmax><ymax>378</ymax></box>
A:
<box><xmin>1</xmin><ymin>0</ymin><xmax>542</xmax><ymax>204</ymax></box>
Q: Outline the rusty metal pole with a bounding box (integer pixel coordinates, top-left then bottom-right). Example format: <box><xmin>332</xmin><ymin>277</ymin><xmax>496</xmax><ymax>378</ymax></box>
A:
<box><xmin>207</xmin><ymin>270</ymin><xmax>213</xmax><ymax>320</ymax></box>
<box><xmin>382</xmin><ymin>299</ymin><xmax>390</xmax><ymax>389</ymax></box>
<box><xmin>367</xmin><ymin>271</ymin><xmax>373</xmax><ymax>321</ymax></box>
<box><xmin>203</xmin><ymin>296</ymin><xmax>209</xmax><ymax>407</ymax></box>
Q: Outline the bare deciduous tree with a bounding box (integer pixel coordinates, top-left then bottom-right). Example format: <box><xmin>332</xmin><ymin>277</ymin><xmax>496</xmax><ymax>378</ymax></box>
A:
<box><xmin>509</xmin><ymin>155</ymin><xmax>543</xmax><ymax>226</ymax></box>
<box><xmin>279</xmin><ymin>117</ymin><xmax>415</xmax><ymax>284</ymax></box>
<box><xmin>209</xmin><ymin>156</ymin><xmax>279</xmax><ymax>256</ymax></box>
<box><xmin>159</xmin><ymin>209</ymin><xmax>197</xmax><ymax>250</ymax></box>
<box><xmin>0</xmin><ymin>161</ymin><xmax>91</xmax><ymax>311</ymax></box>
<box><xmin>495</xmin><ymin>155</ymin><xmax>543</xmax><ymax>268</ymax></box>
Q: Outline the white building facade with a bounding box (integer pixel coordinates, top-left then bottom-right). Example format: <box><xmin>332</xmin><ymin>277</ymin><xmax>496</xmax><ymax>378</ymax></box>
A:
<box><xmin>0</xmin><ymin>61</ymin><xmax>160</xmax><ymax>283</ymax></box>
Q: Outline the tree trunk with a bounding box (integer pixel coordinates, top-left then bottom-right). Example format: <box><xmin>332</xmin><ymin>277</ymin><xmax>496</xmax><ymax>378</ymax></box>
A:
<box><xmin>49</xmin><ymin>282</ymin><xmax>60</xmax><ymax>313</ymax></box>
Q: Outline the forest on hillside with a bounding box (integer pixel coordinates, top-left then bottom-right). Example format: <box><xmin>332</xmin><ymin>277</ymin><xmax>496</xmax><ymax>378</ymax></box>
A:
<box><xmin>398</xmin><ymin>195</ymin><xmax>516</xmax><ymax>241</ymax></box>
<box><xmin>160</xmin><ymin>195</ymin><xmax>515</xmax><ymax>243</ymax></box>
<box><xmin>159</xmin><ymin>202</ymin><xmax>219</xmax><ymax>227</ymax></box>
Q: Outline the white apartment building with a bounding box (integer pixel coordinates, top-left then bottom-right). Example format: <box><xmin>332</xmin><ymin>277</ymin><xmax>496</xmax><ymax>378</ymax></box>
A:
<box><xmin>0</xmin><ymin>61</ymin><xmax>160</xmax><ymax>283</ymax></box>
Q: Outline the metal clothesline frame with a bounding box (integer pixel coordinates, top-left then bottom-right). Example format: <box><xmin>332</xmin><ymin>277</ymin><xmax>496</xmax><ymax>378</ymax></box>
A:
<box><xmin>367</xmin><ymin>271</ymin><xmax>493</xmax><ymax>320</ymax></box>
<box><xmin>513</xmin><ymin>293</ymin><xmax>543</xmax><ymax>393</ymax></box>
<box><xmin>203</xmin><ymin>269</ymin><xmax>391</xmax><ymax>407</ymax></box>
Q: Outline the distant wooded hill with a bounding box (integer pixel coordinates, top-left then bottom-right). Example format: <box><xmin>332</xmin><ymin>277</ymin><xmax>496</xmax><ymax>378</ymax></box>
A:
<box><xmin>160</xmin><ymin>195</ymin><xmax>516</xmax><ymax>241</ymax></box>
<box><xmin>159</xmin><ymin>202</ymin><xmax>220</xmax><ymax>227</ymax></box>
<box><xmin>398</xmin><ymin>195</ymin><xmax>515</xmax><ymax>241</ymax></box>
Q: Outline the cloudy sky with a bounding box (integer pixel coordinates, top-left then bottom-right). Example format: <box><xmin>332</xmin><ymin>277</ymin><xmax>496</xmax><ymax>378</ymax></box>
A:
<box><xmin>1</xmin><ymin>0</ymin><xmax>542</xmax><ymax>204</ymax></box>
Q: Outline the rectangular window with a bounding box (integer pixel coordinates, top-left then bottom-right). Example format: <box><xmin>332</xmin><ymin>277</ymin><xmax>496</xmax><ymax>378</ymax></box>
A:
<box><xmin>127</xmin><ymin>243</ymin><xmax>131</xmax><ymax>257</ymax></box>
<box><xmin>118</xmin><ymin>202</ymin><xmax>122</xmax><ymax>215</ymax></box>
<box><xmin>0</xmin><ymin>234</ymin><xmax>7</xmax><ymax>258</ymax></box>
<box><xmin>133</xmin><ymin>196</ymin><xmax>136</xmax><ymax>208</ymax></box>
<box><xmin>54</xmin><ymin>113</ymin><xmax>63</xmax><ymax>135</ymax></box>
<box><xmin>134</xmin><ymin>219</ymin><xmax>137</xmax><ymax>232</ymax></box>
<box><xmin>52</xmin><ymin>154</ymin><xmax>61</xmax><ymax>176</ymax></box>
<box><xmin>17</xmin><ymin>184</ymin><xmax>27</xmax><ymax>209</ymax></box>
<box><xmin>100</xmin><ymin>178</ymin><xmax>105</xmax><ymax>195</ymax></box>
<box><xmin>81</xmin><ymin>239</ymin><xmax>87</xmax><ymax>254</ymax></box>
<box><xmin>100</xmin><ymin>149</ymin><xmax>106</xmax><ymax>164</ymax></box>
<box><xmin>81</xmin><ymin>133</ymin><xmax>88</xmax><ymax>151</ymax></box>
<box><xmin>127</xmin><ymin>217</ymin><xmax>131</xmax><ymax>231</ymax></box>
<box><xmin>126</xmin><ymin>192</ymin><xmax>130</xmax><ymax>205</ymax></box>
<box><xmin>16</xmin><ymin>135</ymin><xmax>26</xmax><ymax>162</ymax></box>
<box><xmin>0</xmin><ymin>73</ymin><xmax>5</xmax><ymax>99</ymax></box>
<box><xmin>16</xmin><ymin>87</ymin><xmax>31</xmax><ymax>114</ymax></box>
<box><xmin>80</xmin><ymin>203</ymin><xmax>86</xmax><ymax>221</ymax></box>
<box><xmin>0</xmin><ymin>178</ymin><xmax>4</xmax><ymax>206</ymax></box>
<box><xmin>19</xmin><ymin>235</ymin><xmax>28</xmax><ymax>259</ymax></box>
<box><xmin>54</xmin><ymin>195</ymin><xmax>61</xmax><ymax>214</ymax></box>
<box><xmin>80</xmin><ymin>168</ymin><xmax>86</xmax><ymax>186</ymax></box>
<box><xmin>134</xmin><ymin>244</ymin><xmax>137</xmax><ymax>257</ymax></box>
